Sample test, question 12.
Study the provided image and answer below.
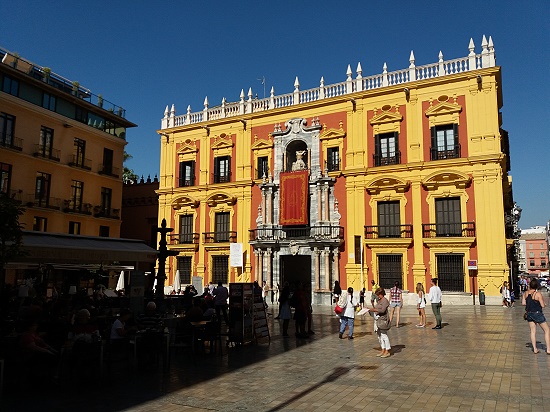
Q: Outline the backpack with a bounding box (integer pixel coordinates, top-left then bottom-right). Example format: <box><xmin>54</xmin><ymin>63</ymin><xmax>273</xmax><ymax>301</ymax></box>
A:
<box><xmin>337</xmin><ymin>293</ymin><xmax>348</xmax><ymax>308</ymax></box>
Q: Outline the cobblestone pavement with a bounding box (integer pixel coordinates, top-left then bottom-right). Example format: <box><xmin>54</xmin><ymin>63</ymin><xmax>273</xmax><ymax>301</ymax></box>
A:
<box><xmin>4</xmin><ymin>298</ymin><xmax>550</xmax><ymax>412</ymax></box>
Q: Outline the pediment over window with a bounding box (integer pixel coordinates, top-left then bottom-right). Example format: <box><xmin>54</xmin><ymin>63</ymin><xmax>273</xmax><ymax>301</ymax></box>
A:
<box><xmin>319</xmin><ymin>122</ymin><xmax>346</xmax><ymax>141</ymax></box>
<box><xmin>369</xmin><ymin>110</ymin><xmax>403</xmax><ymax>126</ymax></box>
<box><xmin>251</xmin><ymin>134</ymin><xmax>274</xmax><ymax>151</ymax></box>
<box><xmin>366</xmin><ymin>176</ymin><xmax>410</xmax><ymax>195</ymax></box>
<box><xmin>211</xmin><ymin>133</ymin><xmax>234</xmax><ymax>151</ymax></box>
<box><xmin>425</xmin><ymin>100</ymin><xmax>462</xmax><ymax>118</ymax></box>
<box><xmin>422</xmin><ymin>170</ymin><xmax>471</xmax><ymax>190</ymax></box>
<box><xmin>172</xmin><ymin>195</ymin><xmax>200</xmax><ymax>210</ymax></box>
<box><xmin>177</xmin><ymin>139</ymin><xmax>198</xmax><ymax>155</ymax></box>
<box><xmin>206</xmin><ymin>192</ymin><xmax>237</xmax><ymax>207</ymax></box>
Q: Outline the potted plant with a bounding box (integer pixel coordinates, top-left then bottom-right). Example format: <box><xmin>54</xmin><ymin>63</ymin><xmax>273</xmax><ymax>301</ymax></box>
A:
<box><xmin>97</xmin><ymin>94</ymin><xmax>103</xmax><ymax>108</ymax></box>
<box><xmin>42</xmin><ymin>67</ymin><xmax>51</xmax><ymax>83</ymax></box>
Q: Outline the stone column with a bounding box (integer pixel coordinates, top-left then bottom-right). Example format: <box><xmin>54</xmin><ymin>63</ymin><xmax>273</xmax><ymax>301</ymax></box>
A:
<box><xmin>314</xmin><ymin>247</ymin><xmax>320</xmax><ymax>291</ymax></box>
<box><xmin>317</xmin><ymin>183</ymin><xmax>322</xmax><ymax>222</ymax></box>
<box><xmin>261</xmin><ymin>188</ymin><xmax>266</xmax><ymax>225</ymax></box>
<box><xmin>255</xmin><ymin>249</ymin><xmax>263</xmax><ymax>282</ymax></box>
<box><xmin>266</xmin><ymin>248</ymin><xmax>272</xmax><ymax>285</ymax></box>
<box><xmin>266</xmin><ymin>187</ymin><xmax>272</xmax><ymax>225</ymax></box>
<box><xmin>324</xmin><ymin>247</ymin><xmax>330</xmax><ymax>290</ymax></box>
<box><xmin>333</xmin><ymin>249</ymin><xmax>340</xmax><ymax>284</ymax></box>
<box><xmin>323</xmin><ymin>183</ymin><xmax>329</xmax><ymax>221</ymax></box>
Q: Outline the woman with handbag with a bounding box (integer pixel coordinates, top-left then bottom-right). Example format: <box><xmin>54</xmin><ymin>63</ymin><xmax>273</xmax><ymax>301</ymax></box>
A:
<box><xmin>522</xmin><ymin>278</ymin><xmax>550</xmax><ymax>354</ymax></box>
<box><xmin>368</xmin><ymin>288</ymin><xmax>391</xmax><ymax>358</ymax></box>
<box><xmin>416</xmin><ymin>283</ymin><xmax>426</xmax><ymax>327</ymax></box>
<box><xmin>339</xmin><ymin>287</ymin><xmax>358</xmax><ymax>339</ymax></box>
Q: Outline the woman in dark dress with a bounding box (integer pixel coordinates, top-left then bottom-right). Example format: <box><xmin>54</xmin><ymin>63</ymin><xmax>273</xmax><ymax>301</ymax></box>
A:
<box><xmin>522</xmin><ymin>278</ymin><xmax>550</xmax><ymax>354</ymax></box>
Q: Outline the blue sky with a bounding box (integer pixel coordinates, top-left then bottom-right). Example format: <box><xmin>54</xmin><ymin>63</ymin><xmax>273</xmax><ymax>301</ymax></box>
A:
<box><xmin>2</xmin><ymin>1</ymin><xmax>548</xmax><ymax>228</ymax></box>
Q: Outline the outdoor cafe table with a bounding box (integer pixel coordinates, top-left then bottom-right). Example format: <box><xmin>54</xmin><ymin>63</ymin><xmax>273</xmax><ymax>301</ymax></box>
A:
<box><xmin>131</xmin><ymin>329</ymin><xmax>170</xmax><ymax>369</ymax></box>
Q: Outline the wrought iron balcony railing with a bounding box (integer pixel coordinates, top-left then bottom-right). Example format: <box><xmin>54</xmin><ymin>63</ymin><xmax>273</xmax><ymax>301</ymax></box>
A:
<box><xmin>0</xmin><ymin>133</ymin><xmax>23</xmax><ymax>151</ymax></box>
<box><xmin>33</xmin><ymin>144</ymin><xmax>60</xmax><ymax>161</ymax></box>
<box><xmin>422</xmin><ymin>222</ymin><xmax>475</xmax><ymax>238</ymax></box>
<box><xmin>212</xmin><ymin>173</ymin><xmax>231</xmax><ymax>184</ymax></box>
<box><xmin>430</xmin><ymin>144</ymin><xmax>461</xmax><ymax>160</ymax></box>
<box><xmin>203</xmin><ymin>231</ymin><xmax>237</xmax><ymax>243</ymax></box>
<box><xmin>68</xmin><ymin>154</ymin><xmax>92</xmax><ymax>170</ymax></box>
<box><xmin>93</xmin><ymin>206</ymin><xmax>120</xmax><ymax>219</ymax></box>
<box><xmin>177</xmin><ymin>177</ymin><xmax>195</xmax><ymax>187</ymax></box>
<box><xmin>63</xmin><ymin>200</ymin><xmax>92</xmax><ymax>215</ymax></box>
<box><xmin>364</xmin><ymin>224</ymin><xmax>412</xmax><ymax>239</ymax></box>
<box><xmin>373</xmin><ymin>152</ymin><xmax>401</xmax><ymax>167</ymax></box>
<box><xmin>98</xmin><ymin>164</ymin><xmax>120</xmax><ymax>178</ymax></box>
<box><xmin>169</xmin><ymin>233</ymin><xmax>200</xmax><ymax>245</ymax></box>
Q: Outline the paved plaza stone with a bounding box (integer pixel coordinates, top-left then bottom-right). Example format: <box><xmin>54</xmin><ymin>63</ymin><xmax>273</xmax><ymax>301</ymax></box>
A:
<box><xmin>4</xmin><ymin>297</ymin><xmax>550</xmax><ymax>412</ymax></box>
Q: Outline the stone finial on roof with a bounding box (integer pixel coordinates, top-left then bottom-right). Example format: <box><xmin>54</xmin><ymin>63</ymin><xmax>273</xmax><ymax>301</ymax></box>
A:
<box><xmin>346</xmin><ymin>64</ymin><xmax>352</xmax><ymax>81</ymax></box>
<box><xmin>294</xmin><ymin>76</ymin><xmax>300</xmax><ymax>91</ymax></box>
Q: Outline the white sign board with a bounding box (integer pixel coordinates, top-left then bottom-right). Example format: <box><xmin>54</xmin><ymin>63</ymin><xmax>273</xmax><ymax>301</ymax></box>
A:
<box><xmin>230</xmin><ymin>243</ymin><xmax>243</xmax><ymax>267</ymax></box>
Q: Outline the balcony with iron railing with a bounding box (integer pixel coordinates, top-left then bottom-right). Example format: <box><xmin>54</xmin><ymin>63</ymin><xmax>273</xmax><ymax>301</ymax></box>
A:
<box><xmin>365</xmin><ymin>224</ymin><xmax>412</xmax><ymax>239</ymax></box>
<box><xmin>422</xmin><ymin>222</ymin><xmax>476</xmax><ymax>238</ymax></box>
<box><xmin>203</xmin><ymin>231</ymin><xmax>237</xmax><ymax>243</ymax></box>
<box><xmin>212</xmin><ymin>173</ymin><xmax>231</xmax><ymax>184</ymax></box>
<box><xmin>68</xmin><ymin>154</ymin><xmax>92</xmax><ymax>170</ymax></box>
<box><xmin>0</xmin><ymin>133</ymin><xmax>23</xmax><ymax>151</ymax></box>
<box><xmin>93</xmin><ymin>206</ymin><xmax>120</xmax><ymax>219</ymax></box>
<box><xmin>169</xmin><ymin>233</ymin><xmax>200</xmax><ymax>245</ymax></box>
<box><xmin>373</xmin><ymin>152</ymin><xmax>401</xmax><ymax>167</ymax></box>
<box><xmin>33</xmin><ymin>144</ymin><xmax>60</xmax><ymax>162</ymax></box>
<box><xmin>63</xmin><ymin>200</ymin><xmax>92</xmax><ymax>215</ymax></box>
<box><xmin>98</xmin><ymin>164</ymin><xmax>120</xmax><ymax>178</ymax></box>
<box><xmin>162</xmin><ymin>36</ymin><xmax>497</xmax><ymax>129</ymax></box>
<box><xmin>24</xmin><ymin>194</ymin><xmax>62</xmax><ymax>210</ymax></box>
<box><xmin>326</xmin><ymin>159</ymin><xmax>340</xmax><ymax>172</ymax></box>
<box><xmin>249</xmin><ymin>226</ymin><xmax>344</xmax><ymax>242</ymax></box>
<box><xmin>177</xmin><ymin>177</ymin><xmax>195</xmax><ymax>187</ymax></box>
<box><xmin>430</xmin><ymin>144</ymin><xmax>461</xmax><ymax>161</ymax></box>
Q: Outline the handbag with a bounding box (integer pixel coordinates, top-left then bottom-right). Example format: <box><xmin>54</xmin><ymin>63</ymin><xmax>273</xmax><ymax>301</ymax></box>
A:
<box><xmin>376</xmin><ymin>312</ymin><xmax>391</xmax><ymax>330</ymax></box>
<box><xmin>334</xmin><ymin>304</ymin><xmax>343</xmax><ymax>315</ymax></box>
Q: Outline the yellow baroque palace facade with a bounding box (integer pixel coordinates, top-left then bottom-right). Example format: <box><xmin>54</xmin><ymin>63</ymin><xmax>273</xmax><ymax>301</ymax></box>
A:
<box><xmin>157</xmin><ymin>36</ymin><xmax>515</xmax><ymax>304</ymax></box>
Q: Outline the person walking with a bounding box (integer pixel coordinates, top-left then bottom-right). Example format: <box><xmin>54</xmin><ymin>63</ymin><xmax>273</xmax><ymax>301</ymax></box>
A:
<box><xmin>428</xmin><ymin>278</ymin><xmax>442</xmax><ymax>329</ymax></box>
<box><xmin>416</xmin><ymin>283</ymin><xmax>426</xmax><ymax>327</ymax></box>
<box><xmin>212</xmin><ymin>282</ymin><xmax>229</xmax><ymax>324</ymax></box>
<box><xmin>359</xmin><ymin>288</ymin><xmax>366</xmax><ymax>309</ymax></box>
<box><xmin>333</xmin><ymin>281</ymin><xmax>342</xmax><ymax>317</ymax></box>
<box><xmin>368</xmin><ymin>288</ymin><xmax>391</xmax><ymax>357</ymax></box>
<box><xmin>370</xmin><ymin>279</ymin><xmax>380</xmax><ymax>307</ymax></box>
<box><xmin>522</xmin><ymin>278</ymin><xmax>550</xmax><ymax>354</ymax></box>
<box><xmin>501</xmin><ymin>281</ymin><xmax>511</xmax><ymax>307</ymax></box>
<box><xmin>262</xmin><ymin>281</ymin><xmax>270</xmax><ymax>309</ymax></box>
<box><xmin>339</xmin><ymin>287</ymin><xmax>358</xmax><ymax>339</ymax></box>
<box><xmin>389</xmin><ymin>281</ymin><xmax>403</xmax><ymax>327</ymax></box>
<box><xmin>278</xmin><ymin>282</ymin><xmax>291</xmax><ymax>337</ymax></box>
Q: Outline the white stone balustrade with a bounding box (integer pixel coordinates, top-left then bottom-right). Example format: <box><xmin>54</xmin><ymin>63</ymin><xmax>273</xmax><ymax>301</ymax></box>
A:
<box><xmin>161</xmin><ymin>36</ymin><xmax>495</xmax><ymax>129</ymax></box>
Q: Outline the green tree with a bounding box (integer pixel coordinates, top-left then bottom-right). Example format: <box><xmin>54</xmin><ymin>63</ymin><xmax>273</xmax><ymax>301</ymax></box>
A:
<box><xmin>123</xmin><ymin>151</ymin><xmax>139</xmax><ymax>184</ymax></box>
<box><xmin>0</xmin><ymin>194</ymin><xmax>26</xmax><ymax>291</ymax></box>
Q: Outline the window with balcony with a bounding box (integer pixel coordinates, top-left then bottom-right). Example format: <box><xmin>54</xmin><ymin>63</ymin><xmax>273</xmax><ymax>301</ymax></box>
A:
<box><xmin>69</xmin><ymin>180</ymin><xmax>83</xmax><ymax>211</ymax></box>
<box><xmin>2</xmin><ymin>75</ymin><xmax>19</xmax><ymax>96</ymax></box>
<box><xmin>377</xmin><ymin>201</ymin><xmax>401</xmax><ymax>237</ymax></box>
<box><xmin>35</xmin><ymin>172</ymin><xmax>51</xmax><ymax>207</ymax></box>
<box><xmin>0</xmin><ymin>162</ymin><xmax>11</xmax><ymax>195</ymax></box>
<box><xmin>530</xmin><ymin>260</ymin><xmax>535</xmax><ymax>267</ymax></box>
<box><xmin>178</xmin><ymin>215</ymin><xmax>194</xmax><ymax>244</ymax></box>
<box><xmin>178</xmin><ymin>161</ymin><xmax>195</xmax><ymax>187</ymax></box>
<box><xmin>38</xmin><ymin>126</ymin><xmax>55</xmax><ymax>159</ymax></box>
<box><xmin>215</xmin><ymin>212</ymin><xmax>230</xmax><ymax>242</ymax></box>
<box><xmin>214</xmin><ymin>156</ymin><xmax>230</xmax><ymax>183</ymax></box>
<box><xmin>212</xmin><ymin>255</ymin><xmax>228</xmax><ymax>284</ymax></box>
<box><xmin>33</xmin><ymin>216</ymin><xmax>47</xmax><ymax>232</ymax></box>
<box><xmin>374</xmin><ymin>132</ymin><xmax>399</xmax><ymax>166</ymax></box>
<box><xmin>257</xmin><ymin>156</ymin><xmax>268</xmax><ymax>179</ymax></box>
<box><xmin>100</xmin><ymin>187</ymin><xmax>112</xmax><ymax>215</ymax></box>
<box><xmin>327</xmin><ymin>147</ymin><xmax>340</xmax><ymax>171</ymax></box>
<box><xmin>177</xmin><ymin>256</ymin><xmax>192</xmax><ymax>284</ymax></box>
<box><xmin>71</xmin><ymin>138</ymin><xmax>88</xmax><ymax>169</ymax></box>
<box><xmin>0</xmin><ymin>112</ymin><xmax>15</xmax><ymax>148</ymax></box>
<box><xmin>42</xmin><ymin>92</ymin><xmax>56</xmax><ymax>111</ymax></box>
<box><xmin>69</xmin><ymin>221</ymin><xmax>81</xmax><ymax>235</ymax></box>
<box><xmin>435</xmin><ymin>197</ymin><xmax>462</xmax><ymax>236</ymax></box>
<box><xmin>430</xmin><ymin>124</ymin><xmax>460</xmax><ymax>160</ymax></box>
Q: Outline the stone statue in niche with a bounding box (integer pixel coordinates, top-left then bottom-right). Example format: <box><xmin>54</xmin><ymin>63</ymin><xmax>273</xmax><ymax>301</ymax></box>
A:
<box><xmin>291</xmin><ymin>150</ymin><xmax>307</xmax><ymax>171</ymax></box>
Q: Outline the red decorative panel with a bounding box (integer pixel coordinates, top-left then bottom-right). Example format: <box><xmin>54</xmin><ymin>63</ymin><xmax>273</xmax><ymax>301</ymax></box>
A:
<box><xmin>279</xmin><ymin>170</ymin><xmax>309</xmax><ymax>226</ymax></box>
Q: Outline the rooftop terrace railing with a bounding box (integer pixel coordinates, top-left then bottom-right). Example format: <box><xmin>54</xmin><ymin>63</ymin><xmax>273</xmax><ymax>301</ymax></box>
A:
<box><xmin>0</xmin><ymin>47</ymin><xmax>126</xmax><ymax>119</ymax></box>
<box><xmin>162</xmin><ymin>36</ymin><xmax>496</xmax><ymax>129</ymax></box>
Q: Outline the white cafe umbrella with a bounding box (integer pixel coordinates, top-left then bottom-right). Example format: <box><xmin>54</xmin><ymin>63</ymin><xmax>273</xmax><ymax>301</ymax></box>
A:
<box><xmin>115</xmin><ymin>271</ymin><xmax>125</xmax><ymax>291</ymax></box>
<box><xmin>173</xmin><ymin>270</ymin><xmax>181</xmax><ymax>293</ymax></box>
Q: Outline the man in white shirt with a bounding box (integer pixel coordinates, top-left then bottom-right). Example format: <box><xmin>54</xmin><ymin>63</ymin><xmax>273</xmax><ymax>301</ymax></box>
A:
<box><xmin>428</xmin><ymin>278</ymin><xmax>442</xmax><ymax>329</ymax></box>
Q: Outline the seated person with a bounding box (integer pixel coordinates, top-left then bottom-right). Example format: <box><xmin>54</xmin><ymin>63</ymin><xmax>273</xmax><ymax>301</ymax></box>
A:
<box><xmin>19</xmin><ymin>321</ymin><xmax>59</xmax><ymax>381</ymax></box>
<box><xmin>203</xmin><ymin>300</ymin><xmax>216</xmax><ymax>320</ymax></box>
<box><xmin>109</xmin><ymin>309</ymin><xmax>136</xmax><ymax>351</ymax></box>
<box><xmin>185</xmin><ymin>298</ymin><xmax>204</xmax><ymax>322</ymax></box>
<box><xmin>72</xmin><ymin>309</ymin><xmax>100</xmax><ymax>343</ymax></box>
<box><xmin>137</xmin><ymin>302</ymin><xmax>163</xmax><ymax>331</ymax></box>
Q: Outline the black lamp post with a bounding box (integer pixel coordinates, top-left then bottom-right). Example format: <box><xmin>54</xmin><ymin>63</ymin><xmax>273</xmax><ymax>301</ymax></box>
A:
<box><xmin>155</xmin><ymin>218</ymin><xmax>178</xmax><ymax>299</ymax></box>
